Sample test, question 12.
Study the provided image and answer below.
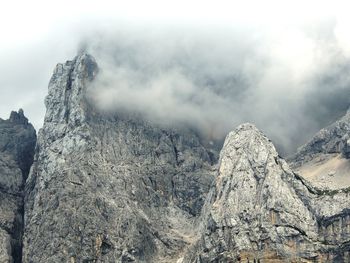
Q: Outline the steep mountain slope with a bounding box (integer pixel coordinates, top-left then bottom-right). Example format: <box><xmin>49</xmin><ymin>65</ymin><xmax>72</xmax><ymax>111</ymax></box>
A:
<box><xmin>182</xmin><ymin>124</ymin><xmax>350</xmax><ymax>262</ymax></box>
<box><xmin>0</xmin><ymin>110</ymin><xmax>36</xmax><ymax>262</ymax></box>
<box><xmin>23</xmin><ymin>54</ymin><xmax>216</xmax><ymax>262</ymax></box>
<box><xmin>290</xmin><ymin>110</ymin><xmax>350</xmax><ymax>189</ymax></box>
<box><xmin>20</xmin><ymin>53</ymin><xmax>350</xmax><ymax>262</ymax></box>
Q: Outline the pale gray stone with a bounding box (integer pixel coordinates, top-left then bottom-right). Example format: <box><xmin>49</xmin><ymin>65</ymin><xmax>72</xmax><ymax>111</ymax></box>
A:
<box><xmin>23</xmin><ymin>53</ymin><xmax>216</xmax><ymax>262</ymax></box>
<box><xmin>182</xmin><ymin>123</ymin><xmax>350</xmax><ymax>262</ymax></box>
<box><xmin>19</xmin><ymin>53</ymin><xmax>350</xmax><ymax>263</ymax></box>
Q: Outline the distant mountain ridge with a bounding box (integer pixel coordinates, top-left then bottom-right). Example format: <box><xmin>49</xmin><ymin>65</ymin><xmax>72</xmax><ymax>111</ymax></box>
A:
<box><xmin>290</xmin><ymin>109</ymin><xmax>350</xmax><ymax>190</ymax></box>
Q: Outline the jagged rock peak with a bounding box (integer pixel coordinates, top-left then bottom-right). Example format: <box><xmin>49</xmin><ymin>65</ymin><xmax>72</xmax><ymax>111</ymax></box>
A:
<box><xmin>0</xmin><ymin>110</ymin><xmax>36</xmax><ymax>175</ymax></box>
<box><xmin>0</xmin><ymin>110</ymin><xmax>36</xmax><ymax>262</ymax></box>
<box><xmin>183</xmin><ymin>122</ymin><xmax>350</xmax><ymax>262</ymax></box>
<box><xmin>9</xmin><ymin>108</ymin><xmax>28</xmax><ymax>125</ymax></box>
<box><xmin>51</xmin><ymin>53</ymin><xmax>98</xmax><ymax>83</ymax></box>
<box><xmin>234</xmin><ymin>122</ymin><xmax>259</xmax><ymax>131</ymax></box>
<box><xmin>220</xmin><ymin>122</ymin><xmax>278</xmax><ymax>170</ymax></box>
<box><xmin>44</xmin><ymin>53</ymin><xmax>98</xmax><ymax>125</ymax></box>
<box><xmin>224</xmin><ymin>122</ymin><xmax>272</xmax><ymax>144</ymax></box>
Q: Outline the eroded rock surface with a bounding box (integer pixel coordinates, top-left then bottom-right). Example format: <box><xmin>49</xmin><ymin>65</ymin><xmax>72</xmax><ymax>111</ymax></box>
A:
<box><xmin>290</xmin><ymin>110</ymin><xmax>350</xmax><ymax>189</ymax></box>
<box><xmin>23</xmin><ymin>53</ymin><xmax>216</xmax><ymax>262</ymax></box>
<box><xmin>21</xmin><ymin>53</ymin><xmax>350</xmax><ymax>263</ymax></box>
<box><xmin>0</xmin><ymin>110</ymin><xmax>36</xmax><ymax>262</ymax></box>
<box><xmin>183</xmin><ymin>124</ymin><xmax>350</xmax><ymax>262</ymax></box>
<box><xmin>292</xmin><ymin>111</ymin><xmax>350</xmax><ymax>164</ymax></box>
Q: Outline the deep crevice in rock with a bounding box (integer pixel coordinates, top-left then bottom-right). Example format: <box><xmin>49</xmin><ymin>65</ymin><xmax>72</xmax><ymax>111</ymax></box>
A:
<box><xmin>12</xmin><ymin>159</ymin><xmax>35</xmax><ymax>263</ymax></box>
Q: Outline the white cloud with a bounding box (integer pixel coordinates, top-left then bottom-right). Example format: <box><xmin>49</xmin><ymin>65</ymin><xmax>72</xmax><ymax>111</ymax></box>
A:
<box><xmin>1</xmin><ymin>0</ymin><xmax>350</xmax><ymax>155</ymax></box>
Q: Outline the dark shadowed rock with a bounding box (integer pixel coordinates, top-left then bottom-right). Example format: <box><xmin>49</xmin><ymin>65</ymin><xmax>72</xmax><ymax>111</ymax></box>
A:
<box><xmin>0</xmin><ymin>110</ymin><xmax>36</xmax><ymax>262</ymax></box>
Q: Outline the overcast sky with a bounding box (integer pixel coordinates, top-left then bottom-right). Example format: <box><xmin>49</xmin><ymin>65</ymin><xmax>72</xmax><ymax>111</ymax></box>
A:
<box><xmin>1</xmin><ymin>0</ymin><xmax>350</xmax><ymax>155</ymax></box>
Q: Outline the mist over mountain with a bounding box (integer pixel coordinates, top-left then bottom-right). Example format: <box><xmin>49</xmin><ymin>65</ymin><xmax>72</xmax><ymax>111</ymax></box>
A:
<box><xmin>80</xmin><ymin>24</ymin><xmax>350</xmax><ymax>155</ymax></box>
<box><xmin>1</xmin><ymin>5</ymin><xmax>350</xmax><ymax>156</ymax></box>
<box><xmin>2</xmin><ymin>2</ymin><xmax>350</xmax><ymax>262</ymax></box>
<box><xmin>15</xmin><ymin>52</ymin><xmax>350</xmax><ymax>262</ymax></box>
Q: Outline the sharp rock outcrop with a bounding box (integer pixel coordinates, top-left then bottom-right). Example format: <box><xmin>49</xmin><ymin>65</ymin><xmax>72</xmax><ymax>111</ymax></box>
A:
<box><xmin>19</xmin><ymin>53</ymin><xmax>350</xmax><ymax>263</ymax></box>
<box><xmin>182</xmin><ymin>123</ymin><xmax>350</xmax><ymax>262</ymax></box>
<box><xmin>290</xmin><ymin>110</ymin><xmax>350</xmax><ymax>190</ymax></box>
<box><xmin>292</xmin><ymin>111</ymin><xmax>350</xmax><ymax>165</ymax></box>
<box><xmin>23</xmin><ymin>53</ymin><xmax>216</xmax><ymax>262</ymax></box>
<box><xmin>0</xmin><ymin>110</ymin><xmax>36</xmax><ymax>262</ymax></box>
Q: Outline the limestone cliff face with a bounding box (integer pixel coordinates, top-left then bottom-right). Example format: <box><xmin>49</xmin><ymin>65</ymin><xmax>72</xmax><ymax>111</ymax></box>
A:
<box><xmin>0</xmin><ymin>110</ymin><xmax>36</xmax><ymax>262</ymax></box>
<box><xmin>20</xmin><ymin>53</ymin><xmax>350</xmax><ymax>263</ymax></box>
<box><xmin>23</xmin><ymin>54</ymin><xmax>216</xmax><ymax>262</ymax></box>
<box><xmin>182</xmin><ymin>124</ymin><xmax>350</xmax><ymax>262</ymax></box>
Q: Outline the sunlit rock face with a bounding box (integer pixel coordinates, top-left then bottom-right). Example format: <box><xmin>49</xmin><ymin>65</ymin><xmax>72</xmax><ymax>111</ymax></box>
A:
<box><xmin>182</xmin><ymin>123</ymin><xmax>350</xmax><ymax>263</ymax></box>
<box><xmin>0</xmin><ymin>110</ymin><xmax>36</xmax><ymax>262</ymax></box>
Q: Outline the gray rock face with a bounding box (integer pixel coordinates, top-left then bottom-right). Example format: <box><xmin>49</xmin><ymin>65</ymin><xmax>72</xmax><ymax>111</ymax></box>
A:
<box><xmin>182</xmin><ymin>124</ymin><xmax>350</xmax><ymax>262</ymax></box>
<box><xmin>0</xmin><ymin>110</ymin><xmax>36</xmax><ymax>262</ymax></box>
<box><xmin>291</xmin><ymin>112</ymin><xmax>350</xmax><ymax>166</ymax></box>
<box><xmin>290</xmin><ymin>111</ymin><xmax>350</xmax><ymax>190</ymax></box>
<box><xmin>21</xmin><ymin>52</ymin><xmax>350</xmax><ymax>263</ymax></box>
<box><xmin>23</xmin><ymin>54</ymin><xmax>216</xmax><ymax>262</ymax></box>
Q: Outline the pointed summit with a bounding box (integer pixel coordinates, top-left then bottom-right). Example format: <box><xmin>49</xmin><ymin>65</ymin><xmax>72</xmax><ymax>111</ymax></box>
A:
<box><xmin>9</xmin><ymin>108</ymin><xmax>28</xmax><ymax>125</ymax></box>
<box><xmin>23</xmin><ymin>53</ymin><xmax>215</xmax><ymax>262</ymax></box>
<box><xmin>44</xmin><ymin>53</ymin><xmax>98</xmax><ymax>125</ymax></box>
<box><xmin>220</xmin><ymin>122</ymin><xmax>278</xmax><ymax>173</ymax></box>
<box><xmin>74</xmin><ymin>52</ymin><xmax>98</xmax><ymax>81</ymax></box>
<box><xmin>184</xmin><ymin>123</ymin><xmax>350</xmax><ymax>262</ymax></box>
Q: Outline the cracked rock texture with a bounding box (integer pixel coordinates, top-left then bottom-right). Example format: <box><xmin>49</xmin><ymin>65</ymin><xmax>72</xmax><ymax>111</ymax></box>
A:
<box><xmin>291</xmin><ymin>111</ymin><xmax>350</xmax><ymax>165</ymax></box>
<box><xmin>20</xmin><ymin>53</ymin><xmax>350</xmax><ymax>263</ymax></box>
<box><xmin>0</xmin><ymin>110</ymin><xmax>36</xmax><ymax>262</ymax></box>
<box><xmin>290</xmin><ymin>110</ymin><xmax>350</xmax><ymax>190</ymax></box>
<box><xmin>22</xmin><ymin>53</ymin><xmax>216</xmax><ymax>262</ymax></box>
<box><xmin>182</xmin><ymin>123</ymin><xmax>350</xmax><ymax>262</ymax></box>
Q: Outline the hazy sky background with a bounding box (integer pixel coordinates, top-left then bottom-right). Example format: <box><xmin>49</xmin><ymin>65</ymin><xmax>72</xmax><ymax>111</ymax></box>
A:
<box><xmin>1</xmin><ymin>0</ymin><xmax>350</xmax><ymax>155</ymax></box>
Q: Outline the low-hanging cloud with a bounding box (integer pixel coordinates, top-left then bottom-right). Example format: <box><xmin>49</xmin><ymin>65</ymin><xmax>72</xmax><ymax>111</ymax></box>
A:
<box><xmin>85</xmin><ymin>23</ymin><xmax>350</xmax><ymax>156</ymax></box>
<box><xmin>1</xmin><ymin>5</ymin><xmax>350</xmax><ymax>157</ymax></box>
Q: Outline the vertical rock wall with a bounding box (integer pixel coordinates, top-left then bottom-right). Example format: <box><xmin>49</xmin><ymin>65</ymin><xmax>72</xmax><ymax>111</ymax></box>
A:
<box><xmin>0</xmin><ymin>110</ymin><xmax>36</xmax><ymax>262</ymax></box>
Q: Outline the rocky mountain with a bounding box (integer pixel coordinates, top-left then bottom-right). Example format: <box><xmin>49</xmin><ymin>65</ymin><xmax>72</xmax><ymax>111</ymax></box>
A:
<box><xmin>1</xmin><ymin>53</ymin><xmax>350</xmax><ymax>262</ymax></box>
<box><xmin>290</xmin><ymin>110</ymin><xmax>350</xmax><ymax>190</ymax></box>
<box><xmin>182</xmin><ymin>123</ymin><xmax>350</xmax><ymax>262</ymax></box>
<box><xmin>0</xmin><ymin>110</ymin><xmax>36</xmax><ymax>262</ymax></box>
<box><xmin>22</xmin><ymin>53</ymin><xmax>217</xmax><ymax>262</ymax></box>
